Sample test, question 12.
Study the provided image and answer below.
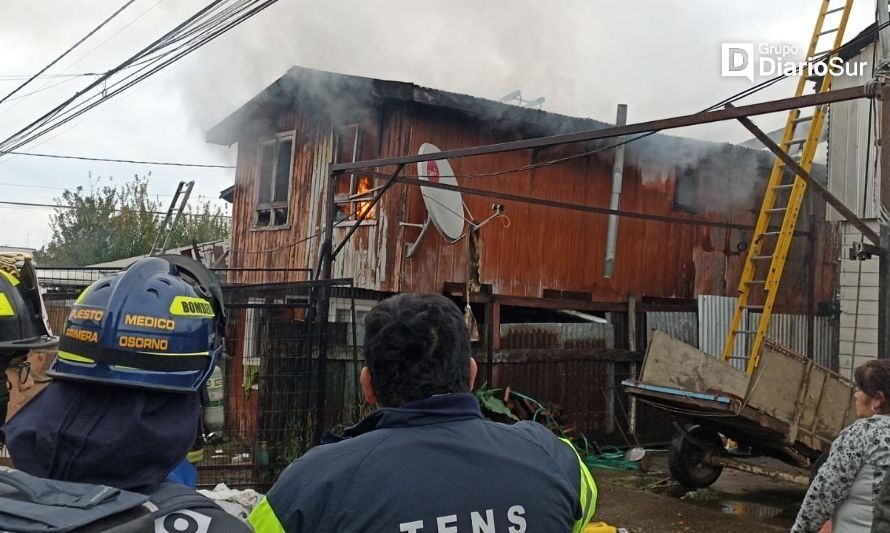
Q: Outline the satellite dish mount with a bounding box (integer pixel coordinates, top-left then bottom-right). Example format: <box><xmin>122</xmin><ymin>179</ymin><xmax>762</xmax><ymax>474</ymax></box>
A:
<box><xmin>402</xmin><ymin>143</ymin><xmax>466</xmax><ymax>257</ymax></box>
<box><xmin>403</xmin><ymin>143</ymin><xmax>508</xmax><ymax>258</ymax></box>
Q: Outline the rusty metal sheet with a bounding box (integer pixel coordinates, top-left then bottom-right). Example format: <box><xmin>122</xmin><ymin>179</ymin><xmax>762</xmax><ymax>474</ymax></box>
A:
<box><xmin>224</xmin><ymin>97</ymin><xmax>839</xmax><ymax>311</ymax></box>
<box><xmin>498</xmin><ymin>322</ymin><xmax>614</xmax><ymax>350</ymax></box>
<box><xmin>646</xmin><ymin>311</ymin><xmax>697</xmax><ymax>346</ymax></box>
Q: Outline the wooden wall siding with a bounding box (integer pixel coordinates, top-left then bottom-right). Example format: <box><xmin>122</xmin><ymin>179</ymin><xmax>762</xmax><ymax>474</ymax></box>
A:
<box><xmin>327</xmin><ymin>107</ymin><xmax>414</xmax><ymax>292</ymax></box>
<box><xmin>226</xmin><ymin>100</ymin><xmax>838</xmax><ymax>312</ymax></box>
<box><xmin>229</xmin><ymin>109</ymin><xmax>332</xmax><ymax>285</ymax></box>
<box><xmin>388</xmin><ymin>105</ymin><xmax>837</xmax><ymax>311</ymax></box>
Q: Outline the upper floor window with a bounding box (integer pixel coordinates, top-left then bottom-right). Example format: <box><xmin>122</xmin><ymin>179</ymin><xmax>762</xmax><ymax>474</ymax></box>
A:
<box><xmin>673</xmin><ymin>165</ymin><xmax>699</xmax><ymax>213</ymax></box>
<box><xmin>335</xmin><ymin>124</ymin><xmax>377</xmax><ymax>223</ymax></box>
<box><xmin>255</xmin><ymin>133</ymin><xmax>294</xmax><ymax>228</ymax></box>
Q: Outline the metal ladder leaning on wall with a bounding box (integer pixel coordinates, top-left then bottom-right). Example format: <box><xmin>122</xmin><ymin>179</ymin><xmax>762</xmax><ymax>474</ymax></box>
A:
<box><xmin>722</xmin><ymin>0</ymin><xmax>855</xmax><ymax>375</ymax></box>
<box><xmin>150</xmin><ymin>180</ymin><xmax>195</xmax><ymax>256</ymax></box>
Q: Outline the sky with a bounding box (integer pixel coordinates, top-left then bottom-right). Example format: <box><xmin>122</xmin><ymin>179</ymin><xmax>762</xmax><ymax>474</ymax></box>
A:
<box><xmin>0</xmin><ymin>0</ymin><xmax>879</xmax><ymax>249</ymax></box>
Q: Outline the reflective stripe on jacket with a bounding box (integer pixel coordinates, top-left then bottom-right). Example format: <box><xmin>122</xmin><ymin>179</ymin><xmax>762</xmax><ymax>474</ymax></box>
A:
<box><xmin>250</xmin><ymin>393</ymin><xmax>596</xmax><ymax>532</ymax></box>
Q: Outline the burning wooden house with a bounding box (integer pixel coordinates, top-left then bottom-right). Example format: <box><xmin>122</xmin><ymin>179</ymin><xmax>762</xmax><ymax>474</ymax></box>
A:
<box><xmin>206</xmin><ymin>66</ymin><xmax>840</xmax><ymax>449</ymax></box>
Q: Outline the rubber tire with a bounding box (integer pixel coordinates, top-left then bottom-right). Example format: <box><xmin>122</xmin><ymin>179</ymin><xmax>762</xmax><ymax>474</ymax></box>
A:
<box><xmin>668</xmin><ymin>425</ymin><xmax>725</xmax><ymax>489</ymax></box>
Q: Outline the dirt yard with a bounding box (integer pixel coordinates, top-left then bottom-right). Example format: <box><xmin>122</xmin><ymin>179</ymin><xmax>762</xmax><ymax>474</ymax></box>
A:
<box><xmin>591</xmin><ymin>454</ymin><xmax>807</xmax><ymax>532</ymax></box>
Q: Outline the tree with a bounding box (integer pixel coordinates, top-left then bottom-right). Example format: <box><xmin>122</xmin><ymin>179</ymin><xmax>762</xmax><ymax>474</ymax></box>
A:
<box><xmin>34</xmin><ymin>174</ymin><xmax>230</xmax><ymax>266</ymax></box>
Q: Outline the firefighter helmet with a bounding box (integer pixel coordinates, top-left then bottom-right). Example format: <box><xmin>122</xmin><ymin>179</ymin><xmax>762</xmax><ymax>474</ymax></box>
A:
<box><xmin>0</xmin><ymin>255</ymin><xmax>57</xmax><ymax>355</ymax></box>
<box><xmin>50</xmin><ymin>256</ymin><xmax>225</xmax><ymax>392</ymax></box>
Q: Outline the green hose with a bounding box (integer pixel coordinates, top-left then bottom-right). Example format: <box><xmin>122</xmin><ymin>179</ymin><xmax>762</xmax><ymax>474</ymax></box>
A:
<box><xmin>477</xmin><ymin>387</ymin><xmax>639</xmax><ymax>472</ymax></box>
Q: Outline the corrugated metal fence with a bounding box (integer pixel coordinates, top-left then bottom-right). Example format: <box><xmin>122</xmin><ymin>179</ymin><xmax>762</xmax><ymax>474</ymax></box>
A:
<box><xmin>646</xmin><ymin>311</ymin><xmax>697</xmax><ymax>347</ymax></box>
<box><xmin>696</xmin><ymin>295</ymin><xmax>837</xmax><ymax>370</ymax></box>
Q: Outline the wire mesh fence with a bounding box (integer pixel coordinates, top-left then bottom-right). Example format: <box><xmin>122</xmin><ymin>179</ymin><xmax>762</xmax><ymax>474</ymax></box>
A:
<box><xmin>205</xmin><ymin>280</ymin><xmax>364</xmax><ymax>490</ymax></box>
<box><xmin>28</xmin><ymin>265</ymin><xmax>677</xmax><ymax>490</ymax></box>
<box><xmin>33</xmin><ymin>266</ymin><xmax>363</xmax><ymax>491</ymax></box>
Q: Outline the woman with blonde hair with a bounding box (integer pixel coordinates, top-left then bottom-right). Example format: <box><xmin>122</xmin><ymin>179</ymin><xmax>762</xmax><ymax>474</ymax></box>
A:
<box><xmin>792</xmin><ymin>359</ymin><xmax>890</xmax><ymax>532</ymax></box>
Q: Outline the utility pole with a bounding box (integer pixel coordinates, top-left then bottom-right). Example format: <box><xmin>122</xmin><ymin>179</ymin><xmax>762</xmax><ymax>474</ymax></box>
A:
<box><xmin>879</xmin><ymin>82</ymin><xmax>890</xmax><ymax>359</ymax></box>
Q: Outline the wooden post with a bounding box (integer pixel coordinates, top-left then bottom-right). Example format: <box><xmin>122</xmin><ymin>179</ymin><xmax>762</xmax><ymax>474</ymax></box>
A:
<box><xmin>485</xmin><ymin>298</ymin><xmax>499</xmax><ymax>386</ymax></box>
<box><xmin>628</xmin><ymin>293</ymin><xmax>637</xmax><ymax>352</ymax></box>
<box><xmin>807</xmin><ymin>215</ymin><xmax>816</xmax><ymax>360</ymax></box>
<box><xmin>627</xmin><ymin>293</ymin><xmax>638</xmax><ymax>436</ymax></box>
<box><xmin>880</xmin><ymin>224</ymin><xmax>890</xmax><ymax>359</ymax></box>
<box><xmin>314</xmin><ymin>169</ymin><xmax>337</xmax><ymax>443</ymax></box>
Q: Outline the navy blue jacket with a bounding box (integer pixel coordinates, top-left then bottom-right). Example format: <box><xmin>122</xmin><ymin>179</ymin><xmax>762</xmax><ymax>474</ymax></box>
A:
<box><xmin>3</xmin><ymin>381</ymin><xmax>249</xmax><ymax>532</ymax></box>
<box><xmin>250</xmin><ymin>393</ymin><xmax>596</xmax><ymax>532</ymax></box>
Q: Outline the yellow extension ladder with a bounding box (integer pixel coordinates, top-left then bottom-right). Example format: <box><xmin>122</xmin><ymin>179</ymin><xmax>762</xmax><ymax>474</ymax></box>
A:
<box><xmin>722</xmin><ymin>0</ymin><xmax>855</xmax><ymax>374</ymax></box>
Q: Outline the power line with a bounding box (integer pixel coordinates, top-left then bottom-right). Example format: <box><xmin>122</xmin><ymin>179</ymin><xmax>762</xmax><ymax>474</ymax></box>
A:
<box><xmin>6</xmin><ymin>151</ymin><xmax>234</xmax><ymax>169</ymax></box>
<box><xmin>228</xmin><ymin>231</ymin><xmax>321</xmax><ymax>254</ymax></box>
<box><xmin>0</xmin><ymin>0</ymin><xmax>232</xmax><ymax>151</ymax></box>
<box><xmin>0</xmin><ymin>200</ymin><xmax>231</xmax><ymax>219</ymax></box>
<box><xmin>0</xmin><ymin>182</ymin><xmax>66</xmax><ymax>191</ymax></box>
<box><xmin>0</xmin><ymin>182</ymin><xmax>225</xmax><ymax>202</ymax></box>
<box><xmin>0</xmin><ymin>0</ymin><xmax>137</xmax><ymax>106</ymax></box>
<box><xmin>3</xmin><ymin>77</ymin><xmax>90</xmax><ymax>103</ymax></box>
<box><xmin>0</xmin><ymin>0</ymin><xmax>280</xmax><ymax>156</ymax></box>
<box><xmin>0</xmin><ymin>73</ymin><xmax>103</xmax><ymax>80</ymax></box>
<box><xmin>342</xmin><ymin>21</ymin><xmax>890</xmax><ymax>182</ymax></box>
<box><xmin>370</xmin><ymin>171</ymin><xmax>810</xmax><ymax>235</ymax></box>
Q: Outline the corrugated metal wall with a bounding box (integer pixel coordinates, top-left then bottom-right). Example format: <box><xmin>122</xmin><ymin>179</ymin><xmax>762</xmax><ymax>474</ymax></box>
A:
<box><xmin>696</xmin><ymin>295</ymin><xmax>837</xmax><ymax>370</ymax></box>
<box><xmin>698</xmin><ymin>295</ymin><xmax>748</xmax><ymax>370</ymax></box>
<box><xmin>225</xmin><ymin>96</ymin><xmax>838</xmax><ymax>311</ymax></box>
<box><xmin>499</xmin><ymin>322</ymin><xmax>614</xmax><ymax>349</ymax></box>
<box><xmin>646</xmin><ymin>311</ymin><xmax>698</xmax><ymax>347</ymax></box>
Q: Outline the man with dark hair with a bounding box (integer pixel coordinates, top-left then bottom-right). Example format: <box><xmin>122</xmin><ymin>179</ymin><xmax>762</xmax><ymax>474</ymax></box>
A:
<box><xmin>250</xmin><ymin>292</ymin><xmax>597</xmax><ymax>533</ymax></box>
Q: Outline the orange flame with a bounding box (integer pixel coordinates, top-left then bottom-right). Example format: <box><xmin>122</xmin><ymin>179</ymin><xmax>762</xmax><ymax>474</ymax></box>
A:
<box><xmin>356</xmin><ymin>176</ymin><xmax>375</xmax><ymax>219</ymax></box>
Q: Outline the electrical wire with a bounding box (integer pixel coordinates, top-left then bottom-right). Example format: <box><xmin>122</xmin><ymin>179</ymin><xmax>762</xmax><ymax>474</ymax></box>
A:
<box><xmin>249</xmin><ymin>13</ymin><xmax>884</xmax><ymax>262</ymax></box>
<box><xmin>0</xmin><ymin>182</ymin><xmax>224</xmax><ymax>203</ymax></box>
<box><xmin>0</xmin><ymin>200</ymin><xmax>230</xmax><ymax>219</ymax></box>
<box><xmin>1</xmin><ymin>76</ymin><xmax>97</xmax><ymax>104</ymax></box>
<box><xmin>6</xmin><ymin>151</ymin><xmax>234</xmax><ymax>169</ymax></box>
<box><xmin>0</xmin><ymin>182</ymin><xmax>66</xmax><ymax>191</ymax></box>
<box><xmin>47</xmin><ymin>0</ymin><xmax>278</xmax><ymax>142</ymax></box>
<box><xmin>226</xmin><ymin>231</ymin><xmax>322</xmax><ymax>254</ymax></box>
<box><xmin>0</xmin><ymin>0</ymin><xmax>280</xmax><ymax>156</ymax></box>
<box><xmin>345</xmin><ymin>20</ymin><xmax>890</xmax><ymax>182</ymax></box>
<box><xmin>63</xmin><ymin>0</ymin><xmax>168</xmax><ymax>74</ymax></box>
<box><xmin>0</xmin><ymin>0</ymin><xmax>164</xmax><ymax>120</ymax></box>
<box><xmin>361</xmin><ymin>169</ymin><xmax>810</xmax><ymax>234</ymax></box>
<box><xmin>0</xmin><ymin>0</ymin><xmax>137</xmax><ymax>106</ymax></box>
<box><xmin>0</xmin><ymin>73</ymin><xmax>103</xmax><ymax>81</ymax></box>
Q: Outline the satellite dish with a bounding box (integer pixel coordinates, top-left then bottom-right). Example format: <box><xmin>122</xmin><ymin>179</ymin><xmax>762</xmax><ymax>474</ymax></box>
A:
<box><xmin>416</xmin><ymin>143</ymin><xmax>465</xmax><ymax>243</ymax></box>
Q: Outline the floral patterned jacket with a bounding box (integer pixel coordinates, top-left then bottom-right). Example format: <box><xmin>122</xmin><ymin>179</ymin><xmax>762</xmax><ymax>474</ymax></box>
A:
<box><xmin>792</xmin><ymin>415</ymin><xmax>890</xmax><ymax>533</ymax></box>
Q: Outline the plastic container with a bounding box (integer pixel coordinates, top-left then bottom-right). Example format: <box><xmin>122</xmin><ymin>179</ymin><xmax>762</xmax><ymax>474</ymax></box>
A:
<box><xmin>204</xmin><ymin>365</ymin><xmax>224</xmax><ymax>432</ymax></box>
<box><xmin>256</xmin><ymin>441</ymin><xmax>270</xmax><ymax>466</ymax></box>
<box><xmin>584</xmin><ymin>523</ymin><xmax>618</xmax><ymax>533</ymax></box>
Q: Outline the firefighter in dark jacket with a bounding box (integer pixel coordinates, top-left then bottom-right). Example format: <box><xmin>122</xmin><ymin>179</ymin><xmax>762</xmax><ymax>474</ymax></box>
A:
<box><xmin>3</xmin><ymin>256</ymin><xmax>251</xmax><ymax>532</ymax></box>
<box><xmin>0</xmin><ymin>254</ymin><xmax>58</xmax><ymax>410</ymax></box>
<box><xmin>250</xmin><ymin>292</ymin><xmax>597</xmax><ymax>533</ymax></box>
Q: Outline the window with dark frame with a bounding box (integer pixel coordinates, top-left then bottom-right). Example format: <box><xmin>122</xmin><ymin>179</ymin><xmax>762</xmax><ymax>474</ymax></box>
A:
<box><xmin>334</xmin><ymin>124</ymin><xmax>377</xmax><ymax>223</ymax></box>
<box><xmin>255</xmin><ymin>134</ymin><xmax>294</xmax><ymax>228</ymax></box>
<box><xmin>673</xmin><ymin>165</ymin><xmax>699</xmax><ymax>213</ymax></box>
